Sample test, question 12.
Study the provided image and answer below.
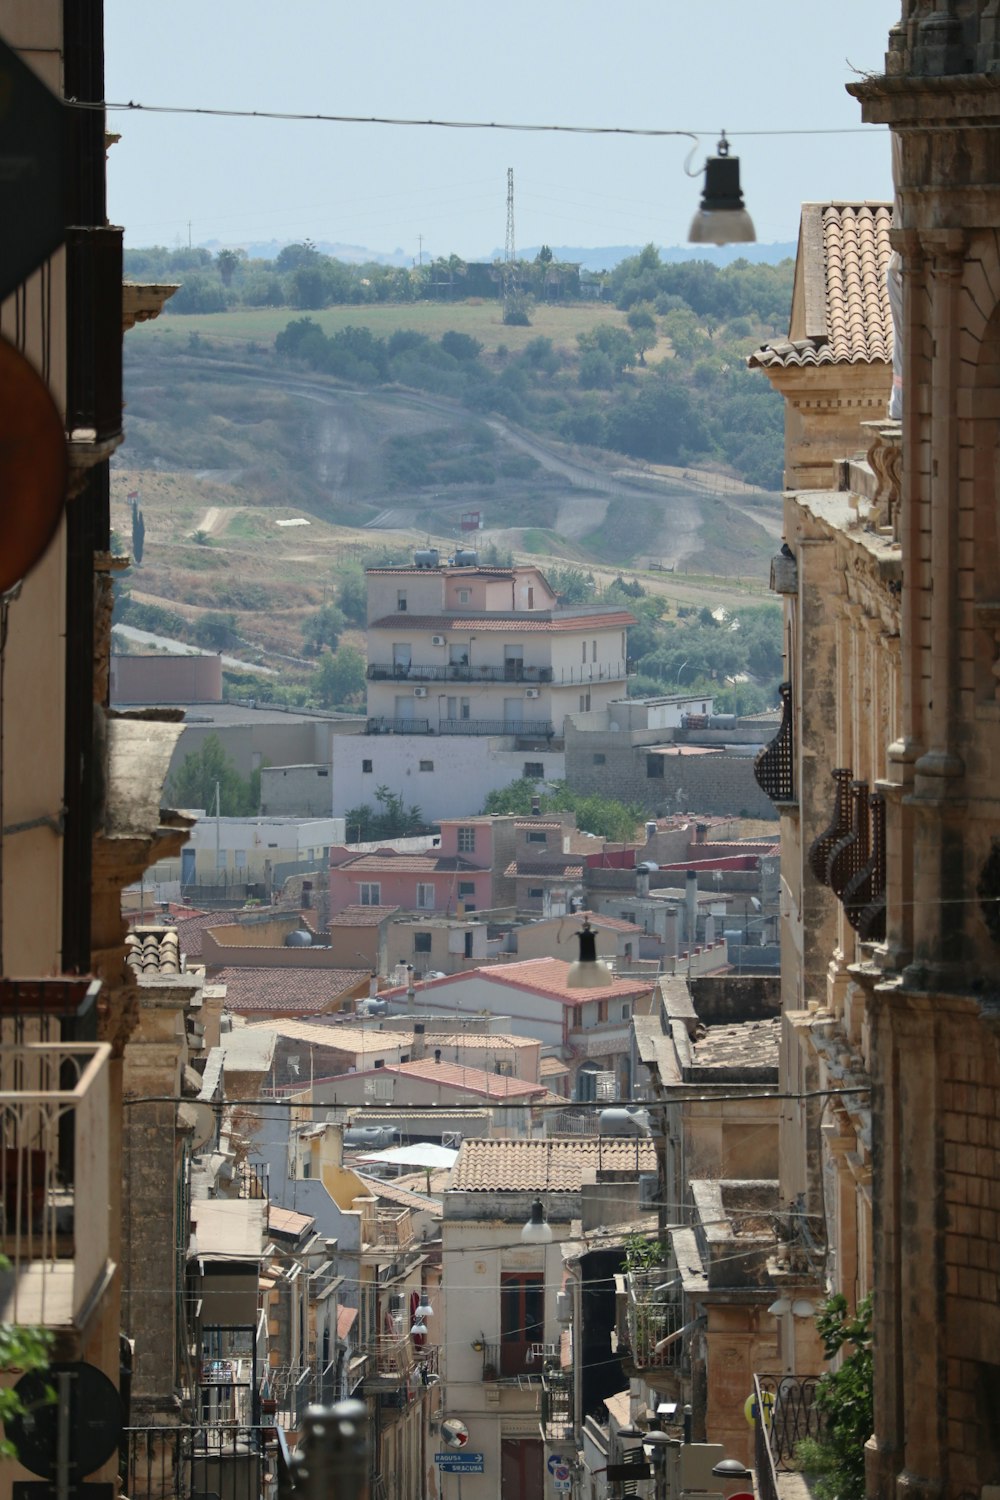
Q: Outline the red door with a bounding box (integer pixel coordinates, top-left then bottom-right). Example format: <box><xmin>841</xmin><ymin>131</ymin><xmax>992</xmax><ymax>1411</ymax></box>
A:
<box><xmin>500</xmin><ymin>1272</ymin><xmax>544</xmax><ymax>1377</ymax></box>
<box><xmin>501</xmin><ymin>1438</ymin><xmax>543</xmax><ymax>1500</ymax></box>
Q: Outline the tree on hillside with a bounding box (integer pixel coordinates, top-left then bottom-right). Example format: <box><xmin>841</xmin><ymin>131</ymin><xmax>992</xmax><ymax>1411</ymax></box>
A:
<box><xmin>301</xmin><ymin>602</ymin><xmax>345</xmax><ymax>656</ymax></box>
<box><xmin>626</xmin><ymin>303</ymin><xmax>658</xmax><ymax>365</ymax></box>
<box><xmin>216</xmin><ymin>248</ymin><xmax>243</xmax><ymax>287</ymax></box>
<box><xmin>482</xmin><ymin>779</ymin><xmax>643</xmax><ymax>843</ymax></box>
<box><xmin>130</xmin><ymin>494</ymin><xmax>145</xmax><ymax>565</ymax></box>
<box><xmin>167</xmin><ymin>733</ymin><xmax>261</xmax><ymax>815</ymax></box>
<box><xmin>336</xmin><ymin>565</ymin><xmax>368</xmax><ymax>626</ymax></box>
<box><xmin>312</xmin><ymin>645</ymin><xmax>365</xmax><ymax>707</ymax></box>
<box><xmin>193</xmin><ymin>611</ymin><xmax>237</xmax><ymax>649</ymax></box>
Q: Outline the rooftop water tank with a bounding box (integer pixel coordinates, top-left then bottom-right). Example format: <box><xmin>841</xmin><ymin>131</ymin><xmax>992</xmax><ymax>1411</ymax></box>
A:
<box><xmin>414</xmin><ymin>548</ymin><xmax>439</xmax><ymax>569</ymax></box>
<box><xmin>451</xmin><ymin>549</ymin><xmax>478</xmax><ymax>567</ymax></box>
<box><xmin>284</xmin><ymin>928</ymin><xmax>313</xmax><ymax>947</ymax></box>
<box><xmin>598</xmin><ymin>1105</ymin><xmax>652</xmax><ymax>1137</ymax></box>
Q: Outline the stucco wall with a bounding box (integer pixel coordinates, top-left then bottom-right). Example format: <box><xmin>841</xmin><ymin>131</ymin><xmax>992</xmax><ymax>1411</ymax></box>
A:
<box><xmin>331</xmin><ymin>734</ymin><xmax>565</xmax><ymax>821</ymax></box>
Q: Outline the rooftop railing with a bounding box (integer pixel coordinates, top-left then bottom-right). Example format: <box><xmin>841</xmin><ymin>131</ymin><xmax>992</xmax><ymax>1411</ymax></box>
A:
<box><xmin>123</xmin><ymin>1424</ymin><xmax>272</xmax><ymax>1500</ymax></box>
<box><xmin>0</xmin><ymin>1042</ymin><xmax>110</xmax><ymax>1327</ymax></box>
<box><xmin>753</xmin><ymin>1372</ymin><xmax>825</xmax><ymax>1500</ymax></box>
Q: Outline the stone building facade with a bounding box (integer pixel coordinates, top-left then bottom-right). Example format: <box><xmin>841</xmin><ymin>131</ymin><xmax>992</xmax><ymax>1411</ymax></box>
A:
<box><xmin>751</xmin><ymin>6</ymin><xmax>1000</xmax><ymax>1491</ymax></box>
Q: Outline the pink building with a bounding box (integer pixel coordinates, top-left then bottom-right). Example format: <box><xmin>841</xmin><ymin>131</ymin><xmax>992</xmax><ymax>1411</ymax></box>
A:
<box><xmin>328</xmin><ymin>816</ymin><xmax>518</xmax><ymax>917</ymax></box>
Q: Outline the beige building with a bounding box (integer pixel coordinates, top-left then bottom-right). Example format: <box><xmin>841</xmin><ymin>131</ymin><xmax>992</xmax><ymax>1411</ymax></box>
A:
<box><xmin>0</xmin><ymin>9</ymin><xmax>187</xmax><ymax>1496</ymax></box>
<box><xmin>749</xmin><ymin>7</ymin><xmax>1000</xmax><ymax>1490</ymax></box>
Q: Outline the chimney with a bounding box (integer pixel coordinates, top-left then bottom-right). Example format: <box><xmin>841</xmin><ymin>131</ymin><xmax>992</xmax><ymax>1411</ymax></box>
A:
<box><xmin>369</xmin><ymin>973</ymin><xmax>378</xmax><ymax>998</ymax></box>
<box><xmin>636</xmin><ymin>865</ymin><xmax>650</xmax><ymax>899</ymax></box>
<box><xmin>412</xmin><ymin>1022</ymin><xmax>426</xmax><ymax>1061</ymax></box>
<box><xmin>695</xmin><ymin>822</ymin><xmax>708</xmax><ymax>844</ymax></box>
<box><xmin>685</xmin><ymin>870</ymin><xmax>698</xmax><ymax>944</ymax></box>
<box><xmin>434</xmin><ymin>1049</ymin><xmax>442</xmax><ymax>1065</ymax></box>
<box><xmin>531</xmin><ymin>795</ymin><xmax>541</xmax><ymax>816</ymax></box>
<box><xmin>406</xmin><ymin>965</ymin><xmax>416</xmax><ymax>1013</ymax></box>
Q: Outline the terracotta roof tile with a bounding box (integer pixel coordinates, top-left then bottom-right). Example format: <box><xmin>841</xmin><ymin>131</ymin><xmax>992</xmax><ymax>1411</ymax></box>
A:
<box><xmin>450</xmin><ymin>1137</ymin><xmax>656</xmax><ymax>1191</ymax></box>
<box><xmin>749</xmin><ymin>201</ymin><xmax>892</xmax><ymax>371</ymax></box>
<box><xmin>383</xmin><ymin>957</ymin><xmax>651</xmax><ymax>1009</ymax></box>
<box><xmin>505</xmin><ymin>860</ymin><xmax>585</xmax><ymax>878</ymax></box>
<box><xmin>214</xmin><ymin>966</ymin><xmax>369</xmax><ymax>1015</ymax></box>
<box><xmin>335</xmin><ymin>852</ymin><xmax>484</xmax><ymax>874</ymax></box>
<box><xmin>389</xmin><ymin>1059</ymin><xmax>546</xmax><ymax>1099</ymax></box>
<box><xmin>328</xmin><ymin>904</ymin><xmax>401</xmax><ymax>926</ymax></box>
<box><xmin>125</xmin><ymin>926</ymin><xmax>183</xmax><ymax>977</ymax></box>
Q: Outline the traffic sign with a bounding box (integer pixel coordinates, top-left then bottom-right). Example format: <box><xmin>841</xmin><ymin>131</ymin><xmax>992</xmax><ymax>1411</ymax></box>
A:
<box><xmin>6</xmin><ymin>1363</ymin><xmax>123</xmax><ymax>1481</ymax></box>
<box><xmin>435</xmin><ymin>1454</ymin><xmax>485</xmax><ymax>1474</ymax></box>
<box><xmin>553</xmin><ymin>1466</ymin><xmax>570</xmax><ymax>1483</ymax></box>
<box><xmin>547</xmin><ymin>1455</ymin><xmax>566</xmax><ymax>1475</ymax></box>
<box><xmin>0</xmin><ymin>38</ymin><xmax>66</xmax><ymax>301</ymax></box>
<box><xmin>554</xmin><ymin>1483</ymin><xmax>571</xmax><ymax>1494</ymax></box>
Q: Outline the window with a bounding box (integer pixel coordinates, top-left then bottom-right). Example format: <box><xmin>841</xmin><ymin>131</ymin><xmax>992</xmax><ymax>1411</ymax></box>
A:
<box><xmin>593</xmin><ymin>753</ymin><xmax>606</xmax><ymax>766</ymax></box>
<box><xmin>458</xmin><ymin>881</ymin><xmax>476</xmax><ymax>897</ymax></box>
<box><xmin>216</xmin><ymin>849</ymin><xmax>227</xmax><ymax>872</ymax></box>
<box><xmin>592</xmin><ymin>639</ymin><xmax>598</xmax><ymax>660</ymax></box>
<box><xmin>500</xmin><ymin>1273</ymin><xmax>544</xmax><ymax>1376</ymax></box>
<box><xmin>362</xmin><ymin>759</ymin><xmax>373</xmax><ymax>773</ymax></box>
<box><xmin>419</xmin><ymin>759</ymin><xmax>434</xmax><ymax>772</ymax></box>
<box><xmin>234</xmin><ymin>849</ymin><xmax>247</xmax><ymax>870</ymax></box>
<box><xmin>457</xmin><ymin>826</ymin><xmax>476</xmax><ymax>853</ymax></box>
<box><xmin>528</xmin><ymin>887</ymin><xmax>544</xmax><ymax>899</ymax></box>
<box><xmin>647</xmin><ymin>754</ymin><xmax>664</xmax><ymax>778</ymax></box>
<box><xmin>414</xmin><ymin>932</ymin><xmax>432</xmax><ymax>954</ymax></box>
<box><xmin>621</xmin><ymin>1002</ymin><xmax>631</xmax><ymax>1020</ymax></box>
<box><xmin>527</xmin><ymin>587</ymin><xmax>534</xmax><ymax>609</ymax></box>
<box><xmin>527</xmin><ymin>830</ymin><xmax>548</xmax><ymax>844</ymax></box>
<box><xmin>458</xmin><ymin>589</ymin><xmax>470</xmax><ymax>604</ymax></box>
<box><xmin>392</xmin><ymin>642</ymin><xmax>411</xmax><ymax>669</ymax></box>
<box><xmin>579</xmin><ymin>692</ymin><xmax>591</xmax><ymax>712</ymax></box>
<box><xmin>464</xmin><ymin>932</ymin><xmax>474</xmax><ymax>958</ymax></box>
<box><xmin>358</xmin><ymin>882</ymin><xmax>381</xmax><ymax>906</ymax></box>
<box><xmin>416</xmin><ymin>883</ymin><xmax>435</xmax><ymax>910</ymax></box>
<box><xmin>597</xmin><ymin>999</ymin><xmax>608</xmax><ymax>1023</ymax></box>
<box><xmin>397</xmin><ymin>591</ymin><xmax>408</xmax><ymax>612</ymax></box>
<box><xmin>524</xmin><ymin>761</ymin><xmax>543</xmax><ymax>778</ymax></box>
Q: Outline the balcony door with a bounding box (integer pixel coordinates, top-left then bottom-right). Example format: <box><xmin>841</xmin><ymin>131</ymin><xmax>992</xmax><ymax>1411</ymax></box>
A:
<box><xmin>500</xmin><ymin>1271</ymin><xmax>544</xmax><ymax>1376</ymax></box>
<box><xmin>501</xmin><ymin>1438</ymin><xmax>543</xmax><ymax>1500</ymax></box>
<box><xmin>503</xmin><ymin>698</ymin><xmax>523</xmax><ymax>730</ymax></box>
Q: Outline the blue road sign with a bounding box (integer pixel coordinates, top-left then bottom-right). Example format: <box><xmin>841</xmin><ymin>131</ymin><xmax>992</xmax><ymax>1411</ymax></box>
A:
<box><xmin>435</xmin><ymin>1454</ymin><xmax>485</xmax><ymax>1474</ymax></box>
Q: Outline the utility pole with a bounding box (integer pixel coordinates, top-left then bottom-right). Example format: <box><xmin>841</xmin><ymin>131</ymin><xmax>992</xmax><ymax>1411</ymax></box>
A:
<box><xmin>417</xmin><ymin>233</ymin><xmax>423</xmax><ymax>267</ymax></box>
<box><xmin>502</xmin><ymin>167</ymin><xmax>519</xmax><ymax>324</ymax></box>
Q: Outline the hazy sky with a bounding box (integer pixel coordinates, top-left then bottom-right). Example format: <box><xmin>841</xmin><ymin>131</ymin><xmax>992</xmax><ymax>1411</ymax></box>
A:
<box><xmin>104</xmin><ymin>0</ymin><xmax>900</xmax><ymax>259</ymax></box>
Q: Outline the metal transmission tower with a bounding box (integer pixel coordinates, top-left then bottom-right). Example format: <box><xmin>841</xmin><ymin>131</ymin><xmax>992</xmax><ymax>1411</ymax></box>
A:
<box><xmin>502</xmin><ymin>167</ymin><xmax>527</xmax><ymax>324</ymax></box>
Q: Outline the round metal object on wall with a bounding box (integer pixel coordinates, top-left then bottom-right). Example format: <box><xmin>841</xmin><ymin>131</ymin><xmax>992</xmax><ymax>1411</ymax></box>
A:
<box><xmin>0</xmin><ymin>334</ymin><xmax>68</xmax><ymax>593</ymax></box>
<box><xmin>5</xmin><ymin>1360</ymin><xmax>124</xmax><ymax>1478</ymax></box>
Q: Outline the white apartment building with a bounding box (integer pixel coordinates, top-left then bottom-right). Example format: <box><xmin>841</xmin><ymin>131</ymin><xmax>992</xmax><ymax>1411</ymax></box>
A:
<box><xmin>332</xmin><ymin>557</ymin><xmax>634</xmax><ymax>817</ymax></box>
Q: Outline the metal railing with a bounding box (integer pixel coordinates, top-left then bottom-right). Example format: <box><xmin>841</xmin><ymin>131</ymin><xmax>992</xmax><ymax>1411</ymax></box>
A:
<box><xmin>373</xmin><ymin>1207</ymin><xmax>414</xmax><ymax>1251</ymax></box>
<box><xmin>439</xmin><ymin>718</ymin><xmax>553</xmax><ymax>737</ymax></box>
<box><xmin>123</xmin><ymin>1424</ymin><xmax>272</xmax><ymax>1500</ymax></box>
<box><xmin>622</xmin><ymin>1269</ymin><xmax>685</xmax><ymax>1370</ymax></box>
<box><xmin>366</xmin><ymin>716</ymin><xmax>432</xmax><ymax>735</ymax></box>
<box><xmin>370</xmin><ymin>1333</ymin><xmax>415</xmax><ymax>1383</ymax></box>
<box><xmin>480</xmin><ymin>1341</ymin><xmax>501</xmax><ymax>1380</ymax></box>
<box><xmin>0</xmin><ymin>1043</ymin><xmax>110</xmax><ymax>1327</ymax></box>
<box><xmin>753</xmin><ymin>680</ymin><xmax>795</xmax><ymax>804</ymax></box>
<box><xmin>754</xmin><ymin>1372</ymin><xmax>825</xmax><ymax>1492</ymax></box>
<box><xmin>368</xmin><ymin>663</ymin><xmax>554</xmax><ymax>683</ymax></box>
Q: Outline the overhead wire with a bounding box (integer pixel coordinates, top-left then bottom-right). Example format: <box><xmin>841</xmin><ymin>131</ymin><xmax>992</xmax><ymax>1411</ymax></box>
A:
<box><xmin>65</xmin><ymin>98</ymin><xmax>884</xmax><ymax>141</ymax></box>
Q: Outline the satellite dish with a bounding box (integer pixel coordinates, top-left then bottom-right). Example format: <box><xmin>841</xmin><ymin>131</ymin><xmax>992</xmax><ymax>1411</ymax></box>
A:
<box><xmin>0</xmin><ymin>335</ymin><xmax>67</xmax><ymax>592</ymax></box>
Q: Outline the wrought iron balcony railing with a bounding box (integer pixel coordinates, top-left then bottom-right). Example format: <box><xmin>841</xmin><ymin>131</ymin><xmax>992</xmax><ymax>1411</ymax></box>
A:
<box><xmin>753</xmin><ymin>680</ymin><xmax>795</xmax><ymax>804</ymax></box>
<box><xmin>753</xmin><ymin>1373</ymin><xmax>825</xmax><ymax>1500</ymax></box>
<box><xmin>124</xmin><ymin>1424</ymin><xmax>272</xmax><ymax>1500</ymax></box>
<box><xmin>808</xmin><ymin>769</ymin><xmax>886</xmax><ymax>941</ymax></box>
<box><xmin>0</xmin><ymin>1042</ymin><xmax>111</xmax><ymax>1328</ymax></box>
<box><xmin>439</xmin><ymin>718</ymin><xmax>553</xmax><ymax>737</ymax></box>
<box><xmin>368</xmin><ymin>663</ymin><xmax>555</xmax><ymax>684</ymax></box>
<box><xmin>619</xmin><ymin>1268</ymin><xmax>686</xmax><ymax>1370</ymax></box>
<box><xmin>366</xmin><ymin>716</ymin><xmax>432</xmax><ymax>735</ymax></box>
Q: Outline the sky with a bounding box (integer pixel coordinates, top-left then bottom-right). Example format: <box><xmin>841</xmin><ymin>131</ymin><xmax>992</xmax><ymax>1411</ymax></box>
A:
<box><xmin>104</xmin><ymin>0</ymin><xmax>901</xmax><ymax>261</ymax></box>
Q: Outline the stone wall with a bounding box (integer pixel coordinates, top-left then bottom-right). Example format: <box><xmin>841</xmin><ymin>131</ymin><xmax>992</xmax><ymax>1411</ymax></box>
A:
<box><xmin>565</xmin><ymin>732</ymin><xmax>777</xmax><ymax>819</ymax></box>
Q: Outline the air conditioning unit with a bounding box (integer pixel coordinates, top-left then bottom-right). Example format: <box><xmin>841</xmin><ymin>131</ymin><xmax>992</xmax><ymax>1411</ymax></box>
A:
<box><xmin>414</xmin><ymin>686</ymin><xmax>429</xmax><ymax>698</ymax></box>
<box><xmin>525</xmin><ymin>688</ymin><xmax>540</xmax><ymax>699</ymax></box>
<box><xmin>431</xmin><ymin>635</ymin><xmax>446</xmax><ymax>646</ymax></box>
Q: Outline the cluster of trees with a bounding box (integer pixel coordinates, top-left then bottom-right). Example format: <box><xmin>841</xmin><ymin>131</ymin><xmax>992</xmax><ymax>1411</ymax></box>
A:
<box><xmin>482</xmin><ymin>778</ymin><xmax>644</xmax><ymax>843</ymax></box>
<box><xmin>167</xmin><ymin>734</ymin><xmax>262</xmax><ymax>816</ymax></box>
<box><xmin>273</xmin><ymin>312</ymin><xmax>783</xmax><ymax>491</ymax></box>
<box><xmin>124</xmin><ymin>242</ymin><xmax>583</xmax><ymax>316</ymax></box>
<box><xmin>344</xmin><ymin>785</ymin><xmax>424</xmax><ymax>841</ymax></box>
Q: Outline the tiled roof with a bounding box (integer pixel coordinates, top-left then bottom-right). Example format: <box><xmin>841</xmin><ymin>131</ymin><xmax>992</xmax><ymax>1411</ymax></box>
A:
<box><xmin>540</xmin><ymin>1056</ymin><xmax>570</xmax><ymax>1077</ymax></box>
<box><xmin>357</xmin><ymin>1173</ymin><xmax>444</xmax><ymax>1214</ymax></box>
<box><xmin>450</xmin><ymin>1137</ymin><xmax>656</xmax><ymax>1191</ymax></box>
<box><xmin>214</xmin><ymin>967</ymin><xmax>369</xmax><ymax>1015</ymax></box>
<box><xmin>334</xmin><ymin>852</ymin><xmax>483</xmax><ymax>874</ymax></box>
<box><xmin>337</xmin><ymin>1304</ymin><xmax>358</xmax><ymax>1340</ymax></box>
<box><xmin>268</xmin><ymin>1206</ymin><xmax>315</xmax><ymax>1237</ymax></box>
<box><xmin>328</xmin><ymin>904</ymin><xmax>401</xmax><ymax>926</ymax></box>
<box><xmin>126</xmin><ymin>927</ymin><xmax>181</xmax><ymax>977</ymax></box>
<box><xmin>363</xmin><ymin>566</ymin><xmax>516</xmax><ymax>578</ymax></box>
<box><xmin>422</xmin><ymin>1032</ymin><xmax>539</xmax><ymax>1052</ymax></box>
<box><xmin>692</xmin><ymin>1016</ymin><xmax>781</xmax><ymax>1070</ymax></box>
<box><xmin>514</xmin><ymin>819</ymin><xmax>564</xmax><ymax>830</ymax></box>
<box><xmin>369</xmin><ymin>611</ymin><xmax>636</xmax><ymax>633</ymax></box>
<box><xmin>506</xmin><ymin>860</ymin><xmax>585</xmax><ymax>878</ymax></box>
<box><xmin>350</xmin><ymin>1060</ymin><xmax>547</xmax><ymax>1101</ymax></box>
<box><xmin>174</xmin><ymin>910</ymin><xmax>233</xmax><ymax>960</ymax></box>
<box><xmin>243</xmin><ymin>1018</ymin><xmax>412</xmax><ymax>1052</ymax></box>
<box><xmin>749</xmin><ymin>202</ymin><xmax>892</xmax><ymax>371</ymax></box>
<box><xmin>383</xmin><ymin>957</ymin><xmax>651</xmax><ymax>1009</ymax></box>
<box><xmin>578</xmin><ymin>911</ymin><xmax>644</xmax><ymax>934</ymax></box>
